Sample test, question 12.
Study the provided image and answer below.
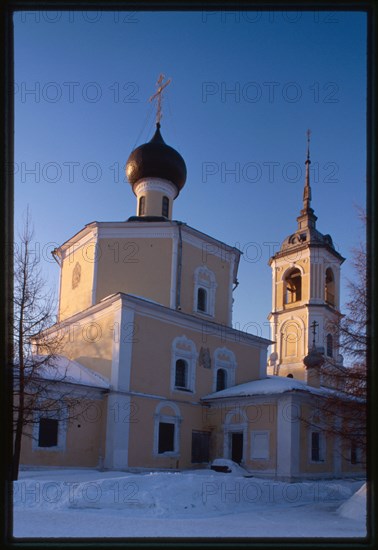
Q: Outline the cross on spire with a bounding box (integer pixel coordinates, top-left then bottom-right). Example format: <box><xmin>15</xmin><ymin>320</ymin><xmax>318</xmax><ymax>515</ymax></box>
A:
<box><xmin>310</xmin><ymin>320</ymin><xmax>318</xmax><ymax>348</ymax></box>
<box><xmin>149</xmin><ymin>73</ymin><xmax>172</xmax><ymax>126</ymax></box>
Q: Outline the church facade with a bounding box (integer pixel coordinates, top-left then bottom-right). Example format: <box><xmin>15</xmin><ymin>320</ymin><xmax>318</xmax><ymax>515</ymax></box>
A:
<box><xmin>20</xmin><ymin>120</ymin><xmax>365</xmax><ymax>481</ymax></box>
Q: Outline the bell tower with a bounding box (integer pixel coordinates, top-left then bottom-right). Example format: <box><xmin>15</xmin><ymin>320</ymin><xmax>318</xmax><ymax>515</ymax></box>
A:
<box><xmin>267</xmin><ymin>132</ymin><xmax>345</xmax><ymax>381</ymax></box>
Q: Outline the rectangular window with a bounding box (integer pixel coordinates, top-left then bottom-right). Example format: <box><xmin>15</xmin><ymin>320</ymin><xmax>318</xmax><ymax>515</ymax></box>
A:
<box><xmin>311</xmin><ymin>431</ymin><xmax>322</xmax><ymax>462</ymax></box>
<box><xmin>191</xmin><ymin>431</ymin><xmax>210</xmax><ymax>463</ymax></box>
<box><xmin>158</xmin><ymin>422</ymin><xmax>175</xmax><ymax>453</ymax></box>
<box><xmin>251</xmin><ymin>431</ymin><xmax>270</xmax><ymax>460</ymax></box>
<box><xmin>38</xmin><ymin>418</ymin><xmax>59</xmax><ymax>448</ymax></box>
<box><xmin>162</xmin><ymin>196</ymin><xmax>169</xmax><ymax>218</ymax></box>
<box><xmin>350</xmin><ymin>442</ymin><xmax>361</xmax><ymax>464</ymax></box>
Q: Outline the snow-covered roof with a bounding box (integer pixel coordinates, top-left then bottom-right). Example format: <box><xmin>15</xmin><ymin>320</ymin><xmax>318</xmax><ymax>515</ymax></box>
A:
<box><xmin>202</xmin><ymin>375</ymin><xmax>333</xmax><ymax>400</ymax></box>
<box><xmin>24</xmin><ymin>355</ymin><xmax>110</xmax><ymax>389</ymax></box>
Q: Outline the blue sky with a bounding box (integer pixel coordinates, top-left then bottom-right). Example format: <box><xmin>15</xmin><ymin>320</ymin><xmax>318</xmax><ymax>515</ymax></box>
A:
<box><xmin>14</xmin><ymin>10</ymin><xmax>367</xmax><ymax>342</ymax></box>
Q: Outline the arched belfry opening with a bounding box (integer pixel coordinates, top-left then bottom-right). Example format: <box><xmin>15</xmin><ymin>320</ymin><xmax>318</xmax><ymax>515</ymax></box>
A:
<box><xmin>284</xmin><ymin>268</ymin><xmax>302</xmax><ymax>304</ymax></box>
<box><xmin>325</xmin><ymin>268</ymin><xmax>335</xmax><ymax>306</ymax></box>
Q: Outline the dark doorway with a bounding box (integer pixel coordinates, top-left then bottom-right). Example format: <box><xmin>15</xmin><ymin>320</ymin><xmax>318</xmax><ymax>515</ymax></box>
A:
<box><xmin>231</xmin><ymin>432</ymin><xmax>243</xmax><ymax>464</ymax></box>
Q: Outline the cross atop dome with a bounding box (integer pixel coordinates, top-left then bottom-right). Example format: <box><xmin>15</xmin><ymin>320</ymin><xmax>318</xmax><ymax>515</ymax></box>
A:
<box><xmin>125</xmin><ymin>76</ymin><xmax>186</xmax><ymax>220</ymax></box>
<box><xmin>149</xmin><ymin>73</ymin><xmax>172</xmax><ymax>126</ymax></box>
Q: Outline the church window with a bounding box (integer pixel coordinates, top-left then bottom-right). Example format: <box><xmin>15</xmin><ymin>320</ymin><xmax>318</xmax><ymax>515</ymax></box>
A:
<box><xmin>197</xmin><ymin>287</ymin><xmax>208</xmax><ymax>312</ymax></box>
<box><xmin>284</xmin><ymin>268</ymin><xmax>302</xmax><ymax>304</ymax></box>
<box><xmin>193</xmin><ymin>266</ymin><xmax>217</xmax><ymax>317</ymax></box>
<box><xmin>213</xmin><ymin>348</ymin><xmax>236</xmax><ymax>391</ymax></box>
<box><xmin>175</xmin><ymin>359</ymin><xmax>188</xmax><ymax>389</ymax></box>
<box><xmin>350</xmin><ymin>442</ymin><xmax>362</xmax><ymax>464</ymax></box>
<box><xmin>32</xmin><ymin>405</ymin><xmax>67</xmax><ymax>452</ymax></box>
<box><xmin>326</xmin><ymin>333</ymin><xmax>333</xmax><ymax>358</ymax></box>
<box><xmin>38</xmin><ymin>418</ymin><xmax>59</xmax><ymax>448</ymax></box>
<box><xmin>216</xmin><ymin>368</ymin><xmax>227</xmax><ymax>391</ymax></box>
<box><xmin>310</xmin><ymin>431</ymin><xmax>324</xmax><ymax>462</ymax></box>
<box><xmin>162</xmin><ymin>196</ymin><xmax>169</xmax><ymax>218</ymax></box>
<box><xmin>325</xmin><ymin>268</ymin><xmax>335</xmax><ymax>306</ymax></box>
<box><xmin>158</xmin><ymin>422</ymin><xmax>175</xmax><ymax>453</ymax></box>
<box><xmin>153</xmin><ymin>402</ymin><xmax>182</xmax><ymax>457</ymax></box>
<box><xmin>138</xmin><ymin>196</ymin><xmax>145</xmax><ymax>216</ymax></box>
<box><xmin>171</xmin><ymin>336</ymin><xmax>197</xmax><ymax>393</ymax></box>
<box><xmin>191</xmin><ymin>431</ymin><xmax>210</xmax><ymax>463</ymax></box>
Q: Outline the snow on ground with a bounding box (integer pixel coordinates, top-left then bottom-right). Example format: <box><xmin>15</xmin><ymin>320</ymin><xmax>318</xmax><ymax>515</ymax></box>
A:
<box><xmin>13</xmin><ymin>468</ymin><xmax>367</xmax><ymax>538</ymax></box>
<box><xmin>338</xmin><ymin>482</ymin><xmax>367</xmax><ymax>523</ymax></box>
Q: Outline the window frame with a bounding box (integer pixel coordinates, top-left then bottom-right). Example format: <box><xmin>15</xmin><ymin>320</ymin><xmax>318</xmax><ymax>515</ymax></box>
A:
<box><xmin>138</xmin><ymin>195</ymin><xmax>146</xmax><ymax>216</ymax></box>
<box><xmin>162</xmin><ymin>195</ymin><xmax>169</xmax><ymax>218</ymax></box>
<box><xmin>216</xmin><ymin>368</ymin><xmax>227</xmax><ymax>391</ymax></box>
<box><xmin>38</xmin><ymin>417</ymin><xmax>59</xmax><ymax>448</ymax></box>
<box><xmin>32</xmin><ymin>406</ymin><xmax>67</xmax><ymax>452</ymax></box>
<box><xmin>193</xmin><ymin>266</ymin><xmax>217</xmax><ymax>317</ymax></box>
<box><xmin>153</xmin><ymin>401</ymin><xmax>182</xmax><ymax>457</ymax></box>
<box><xmin>171</xmin><ymin>336</ymin><xmax>197</xmax><ymax>394</ymax></box>
<box><xmin>212</xmin><ymin>348</ymin><xmax>236</xmax><ymax>392</ymax></box>
<box><xmin>309</xmin><ymin>429</ymin><xmax>325</xmax><ymax>463</ymax></box>
<box><xmin>197</xmin><ymin>287</ymin><xmax>208</xmax><ymax>313</ymax></box>
<box><xmin>174</xmin><ymin>358</ymin><xmax>189</xmax><ymax>391</ymax></box>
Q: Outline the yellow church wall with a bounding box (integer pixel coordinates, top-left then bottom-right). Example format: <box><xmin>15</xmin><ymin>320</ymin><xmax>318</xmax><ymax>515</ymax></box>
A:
<box><xmin>20</xmin><ymin>398</ymin><xmax>107</xmax><ymax>468</ymax></box>
<box><xmin>179</xmin><ymin>240</ymin><xmax>232</xmax><ymax>325</ymax></box>
<box><xmin>127</xmin><ymin>396</ymin><xmax>207</xmax><ymax>470</ymax></box>
<box><xmin>95</xmin><ymin>237</ymin><xmax>173</xmax><ymax>306</ymax></box>
<box><xmin>129</xmin><ymin>311</ymin><xmax>262</xmax><ymax>399</ymax></box>
<box><xmin>56</xmin><ymin>309</ymin><xmax>116</xmax><ymax>380</ymax></box>
<box><xmin>59</xmin><ymin>239</ymin><xmax>96</xmax><ymax>321</ymax></box>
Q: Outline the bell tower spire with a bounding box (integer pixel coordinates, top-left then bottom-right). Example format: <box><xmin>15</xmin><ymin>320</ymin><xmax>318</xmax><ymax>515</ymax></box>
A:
<box><xmin>267</xmin><ymin>132</ymin><xmax>345</xmax><ymax>382</ymax></box>
<box><xmin>297</xmin><ymin>129</ymin><xmax>317</xmax><ymax>231</ymax></box>
<box><xmin>303</xmin><ymin>129</ymin><xmax>312</xmax><ymax>212</ymax></box>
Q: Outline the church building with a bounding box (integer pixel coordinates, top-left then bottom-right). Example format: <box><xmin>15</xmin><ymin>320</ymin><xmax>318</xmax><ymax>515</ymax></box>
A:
<box><xmin>21</xmin><ymin>93</ymin><xmax>365</xmax><ymax>480</ymax></box>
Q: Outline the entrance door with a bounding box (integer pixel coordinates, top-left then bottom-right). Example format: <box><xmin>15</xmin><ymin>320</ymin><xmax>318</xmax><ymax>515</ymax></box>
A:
<box><xmin>231</xmin><ymin>432</ymin><xmax>243</xmax><ymax>464</ymax></box>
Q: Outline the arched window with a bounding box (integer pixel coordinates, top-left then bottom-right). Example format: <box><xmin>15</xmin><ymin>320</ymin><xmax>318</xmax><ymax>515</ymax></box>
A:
<box><xmin>287</xmin><ymin>373</ymin><xmax>294</xmax><ymax>378</ymax></box>
<box><xmin>326</xmin><ymin>333</ymin><xmax>333</xmax><ymax>358</ymax></box>
<box><xmin>216</xmin><ymin>368</ymin><xmax>227</xmax><ymax>391</ymax></box>
<box><xmin>325</xmin><ymin>268</ymin><xmax>335</xmax><ymax>306</ymax></box>
<box><xmin>284</xmin><ymin>268</ymin><xmax>302</xmax><ymax>304</ymax></box>
<box><xmin>138</xmin><ymin>196</ymin><xmax>145</xmax><ymax>216</ymax></box>
<box><xmin>213</xmin><ymin>348</ymin><xmax>236</xmax><ymax>392</ymax></box>
<box><xmin>193</xmin><ymin>266</ymin><xmax>217</xmax><ymax>317</ymax></box>
<box><xmin>175</xmin><ymin>359</ymin><xmax>188</xmax><ymax>389</ymax></box>
<box><xmin>171</xmin><ymin>336</ymin><xmax>197</xmax><ymax>393</ymax></box>
<box><xmin>197</xmin><ymin>288</ymin><xmax>207</xmax><ymax>312</ymax></box>
<box><xmin>162</xmin><ymin>196</ymin><xmax>169</xmax><ymax>218</ymax></box>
